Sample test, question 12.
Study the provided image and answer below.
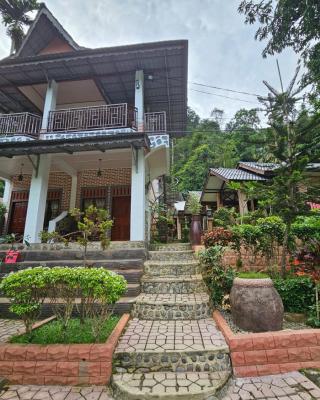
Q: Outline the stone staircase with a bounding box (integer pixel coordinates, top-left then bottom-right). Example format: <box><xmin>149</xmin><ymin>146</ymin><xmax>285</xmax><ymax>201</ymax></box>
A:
<box><xmin>0</xmin><ymin>242</ymin><xmax>145</xmax><ymax>317</ymax></box>
<box><xmin>112</xmin><ymin>243</ymin><xmax>231</xmax><ymax>399</ymax></box>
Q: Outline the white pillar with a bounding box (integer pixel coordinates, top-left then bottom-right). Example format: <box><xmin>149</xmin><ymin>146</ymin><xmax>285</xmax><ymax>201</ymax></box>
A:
<box><xmin>2</xmin><ymin>179</ymin><xmax>12</xmax><ymax>209</ymax></box>
<box><xmin>24</xmin><ymin>155</ymin><xmax>51</xmax><ymax>243</ymax></box>
<box><xmin>69</xmin><ymin>175</ymin><xmax>77</xmax><ymax>210</ymax></box>
<box><xmin>130</xmin><ymin>148</ymin><xmax>145</xmax><ymax>241</ymax></box>
<box><xmin>135</xmin><ymin>70</ymin><xmax>144</xmax><ymax>131</ymax></box>
<box><xmin>238</xmin><ymin>190</ymin><xmax>248</xmax><ymax>216</ymax></box>
<box><xmin>41</xmin><ymin>80</ymin><xmax>58</xmax><ymax>132</ymax></box>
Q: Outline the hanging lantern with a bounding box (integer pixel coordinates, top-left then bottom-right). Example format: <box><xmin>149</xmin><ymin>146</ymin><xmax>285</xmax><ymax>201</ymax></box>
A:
<box><xmin>97</xmin><ymin>159</ymin><xmax>102</xmax><ymax>177</ymax></box>
<box><xmin>18</xmin><ymin>163</ymin><xmax>24</xmax><ymax>182</ymax></box>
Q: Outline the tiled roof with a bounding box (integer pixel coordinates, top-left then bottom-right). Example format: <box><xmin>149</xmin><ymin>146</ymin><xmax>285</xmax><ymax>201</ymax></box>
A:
<box><xmin>209</xmin><ymin>168</ymin><xmax>267</xmax><ymax>182</ymax></box>
<box><xmin>238</xmin><ymin>161</ymin><xmax>278</xmax><ymax>174</ymax></box>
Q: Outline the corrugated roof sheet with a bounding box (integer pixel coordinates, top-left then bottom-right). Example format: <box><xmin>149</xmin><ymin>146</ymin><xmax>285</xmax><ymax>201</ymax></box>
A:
<box><xmin>209</xmin><ymin>168</ymin><xmax>267</xmax><ymax>181</ymax></box>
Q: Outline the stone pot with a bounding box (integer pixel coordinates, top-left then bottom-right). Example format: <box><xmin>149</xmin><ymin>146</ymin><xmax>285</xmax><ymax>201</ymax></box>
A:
<box><xmin>190</xmin><ymin>214</ymin><xmax>202</xmax><ymax>245</ymax></box>
<box><xmin>230</xmin><ymin>277</ymin><xmax>284</xmax><ymax>332</ymax></box>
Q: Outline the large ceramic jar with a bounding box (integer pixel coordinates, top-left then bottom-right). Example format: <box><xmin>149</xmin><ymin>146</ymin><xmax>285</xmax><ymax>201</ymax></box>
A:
<box><xmin>190</xmin><ymin>215</ymin><xmax>202</xmax><ymax>245</ymax></box>
<box><xmin>230</xmin><ymin>277</ymin><xmax>284</xmax><ymax>332</ymax></box>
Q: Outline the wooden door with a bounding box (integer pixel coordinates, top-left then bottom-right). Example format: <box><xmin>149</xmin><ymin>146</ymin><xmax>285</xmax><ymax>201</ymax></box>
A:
<box><xmin>111</xmin><ymin>196</ymin><xmax>130</xmax><ymax>241</ymax></box>
<box><xmin>9</xmin><ymin>201</ymin><xmax>28</xmax><ymax>234</ymax></box>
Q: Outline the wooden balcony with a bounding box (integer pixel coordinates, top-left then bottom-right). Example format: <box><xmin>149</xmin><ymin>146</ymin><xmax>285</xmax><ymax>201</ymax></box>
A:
<box><xmin>144</xmin><ymin>111</ymin><xmax>167</xmax><ymax>132</ymax></box>
<box><xmin>0</xmin><ymin>113</ymin><xmax>41</xmax><ymax>137</ymax></box>
<box><xmin>47</xmin><ymin>103</ymin><xmax>137</xmax><ymax>133</ymax></box>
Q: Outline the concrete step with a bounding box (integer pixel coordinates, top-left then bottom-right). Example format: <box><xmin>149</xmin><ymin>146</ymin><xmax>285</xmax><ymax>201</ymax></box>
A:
<box><xmin>141</xmin><ymin>274</ymin><xmax>207</xmax><ymax>294</ymax></box>
<box><xmin>148</xmin><ymin>250</ymin><xmax>195</xmax><ymax>262</ymax></box>
<box><xmin>144</xmin><ymin>260</ymin><xmax>201</xmax><ymax>277</ymax></box>
<box><xmin>0</xmin><ymin>248</ymin><xmax>146</xmax><ymax>262</ymax></box>
<box><xmin>112</xmin><ymin>371</ymin><xmax>230</xmax><ymax>400</ymax></box>
<box><xmin>114</xmin><ymin>318</ymin><xmax>230</xmax><ymax>373</ymax></box>
<box><xmin>0</xmin><ymin>259</ymin><xmax>143</xmax><ymax>273</ymax></box>
<box><xmin>149</xmin><ymin>243</ymin><xmax>191</xmax><ymax>252</ymax></box>
<box><xmin>132</xmin><ymin>293</ymin><xmax>211</xmax><ymax>320</ymax></box>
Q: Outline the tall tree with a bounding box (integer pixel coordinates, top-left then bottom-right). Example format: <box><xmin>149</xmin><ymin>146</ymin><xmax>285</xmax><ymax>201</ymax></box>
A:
<box><xmin>253</xmin><ymin>69</ymin><xmax>320</xmax><ymax>276</ymax></box>
<box><xmin>0</xmin><ymin>0</ymin><xmax>40</xmax><ymax>54</ymax></box>
<box><xmin>238</xmin><ymin>0</ymin><xmax>320</xmax><ymax>88</ymax></box>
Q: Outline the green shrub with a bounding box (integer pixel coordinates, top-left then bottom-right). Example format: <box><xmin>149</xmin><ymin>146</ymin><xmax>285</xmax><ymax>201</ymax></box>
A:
<box><xmin>231</xmin><ymin>224</ymin><xmax>262</xmax><ymax>254</ymax></box>
<box><xmin>273</xmin><ymin>276</ymin><xmax>315</xmax><ymax>313</ymax></box>
<box><xmin>0</xmin><ymin>267</ymin><xmax>127</xmax><ymax>342</ymax></box>
<box><xmin>238</xmin><ymin>272</ymin><xmax>269</xmax><ymax>279</ymax></box>
<box><xmin>213</xmin><ymin>207</ymin><xmax>237</xmax><ymax>227</ymax></box>
<box><xmin>199</xmin><ymin>245</ymin><xmax>235</xmax><ymax>306</ymax></box>
<box><xmin>292</xmin><ymin>214</ymin><xmax>320</xmax><ymax>242</ymax></box>
<box><xmin>202</xmin><ymin>227</ymin><xmax>233</xmax><ymax>248</ymax></box>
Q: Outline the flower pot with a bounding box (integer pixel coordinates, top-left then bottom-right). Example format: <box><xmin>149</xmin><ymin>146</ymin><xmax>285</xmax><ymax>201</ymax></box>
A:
<box><xmin>190</xmin><ymin>215</ymin><xmax>202</xmax><ymax>245</ymax></box>
<box><xmin>230</xmin><ymin>277</ymin><xmax>284</xmax><ymax>332</ymax></box>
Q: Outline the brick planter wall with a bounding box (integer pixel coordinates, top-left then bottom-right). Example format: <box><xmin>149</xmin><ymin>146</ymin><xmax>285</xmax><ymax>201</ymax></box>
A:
<box><xmin>0</xmin><ymin>314</ymin><xmax>130</xmax><ymax>385</ymax></box>
<box><xmin>213</xmin><ymin>310</ymin><xmax>320</xmax><ymax>377</ymax></box>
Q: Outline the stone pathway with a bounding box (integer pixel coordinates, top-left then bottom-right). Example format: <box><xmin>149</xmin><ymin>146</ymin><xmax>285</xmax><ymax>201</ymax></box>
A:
<box><xmin>223</xmin><ymin>371</ymin><xmax>320</xmax><ymax>400</ymax></box>
<box><xmin>1</xmin><ymin>372</ymin><xmax>319</xmax><ymax>400</ymax></box>
<box><xmin>111</xmin><ymin>243</ymin><xmax>232</xmax><ymax>399</ymax></box>
<box><xmin>0</xmin><ymin>385</ymin><xmax>112</xmax><ymax>399</ymax></box>
<box><xmin>0</xmin><ymin>320</ymin><xmax>24</xmax><ymax>343</ymax></box>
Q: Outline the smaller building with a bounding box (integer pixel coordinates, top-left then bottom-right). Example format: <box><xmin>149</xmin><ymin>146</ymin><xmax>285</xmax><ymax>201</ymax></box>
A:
<box><xmin>201</xmin><ymin>161</ymin><xmax>320</xmax><ymax>215</ymax></box>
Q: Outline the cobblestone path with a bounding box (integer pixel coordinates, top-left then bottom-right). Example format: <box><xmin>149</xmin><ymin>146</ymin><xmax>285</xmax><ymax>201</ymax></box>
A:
<box><xmin>0</xmin><ymin>320</ymin><xmax>24</xmax><ymax>343</ymax></box>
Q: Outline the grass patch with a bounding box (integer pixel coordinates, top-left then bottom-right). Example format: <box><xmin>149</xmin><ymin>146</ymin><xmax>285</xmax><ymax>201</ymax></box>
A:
<box><xmin>238</xmin><ymin>271</ymin><xmax>269</xmax><ymax>279</ymax></box>
<box><xmin>10</xmin><ymin>317</ymin><xmax>120</xmax><ymax>344</ymax></box>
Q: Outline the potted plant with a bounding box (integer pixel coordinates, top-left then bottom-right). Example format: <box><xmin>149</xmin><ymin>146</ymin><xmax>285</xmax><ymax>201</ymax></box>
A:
<box><xmin>230</xmin><ymin>272</ymin><xmax>284</xmax><ymax>332</ymax></box>
<box><xmin>187</xmin><ymin>192</ymin><xmax>202</xmax><ymax>245</ymax></box>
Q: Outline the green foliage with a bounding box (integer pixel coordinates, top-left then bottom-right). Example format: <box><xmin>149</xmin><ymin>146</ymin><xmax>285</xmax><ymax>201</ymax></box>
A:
<box><xmin>0</xmin><ymin>267</ymin><xmax>127</xmax><ymax>342</ymax></box>
<box><xmin>186</xmin><ymin>192</ymin><xmax>202</xmax><ymax>215</ymax></box>
<box><xmin>238</xmin><ymin>0</ymin><xmax>320</xmax><ymax>90</ymax></box>
<box><xmin>0</xmin><ymin>267</ymin><xmax>49</xmax><ymax>334</ymax></box>
<box><xmin>292</xmin><ymin>213</ymin><xmax>320</xmax><ymax>242</ymax></box>
<box><xmin>238</xmin><ymin>271</ymin><xmax>269</xmax><ymax>279</ymax></box>
<box><xmin>232</xmin><ymin>224</ymin><xmax>262</xmax><ymax>254</ymax></box>
<box><xmin>307</xmin><ymin>304</ymin><xmax>320</xmax><ymax>328</ymax></box>
<box><xmin>213</xmin><ymin>207</ymin><xmax>238</xmax><ymax>228</ymax></box>
<box><xmin>199</xmin><ymin>245</ymin><xmax>236</xmax><ymax>306</ymax></box>
<box><xmin>39</xmin><ymin>231</ymin><xmax>68</xmax><ymax>246</ymax></box>
<box><xmin>202</xmin><ymin>227</ymin><xmax>233</xmax><ymax>248</ymax></box>
<box><xmin>0</xmin><ymin>0</ymin><xmax>40</xmax><ymax>53</ymax></box>
<box><xmin>10</xmin><ymin>317</ymin><xmax>120</xmax><ymax>344</ymax></box>
<box><xmin>273</xmin><ymin>276</ymin><xmax>315</xmax><ymax>313</ymax></box>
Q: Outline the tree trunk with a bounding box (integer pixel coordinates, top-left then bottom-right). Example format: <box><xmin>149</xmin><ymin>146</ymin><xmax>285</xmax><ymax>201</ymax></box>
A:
<box><xmin>281</xmin><ymin>224</ymin><xmax>290</xmax><ymax>277</ymax></box>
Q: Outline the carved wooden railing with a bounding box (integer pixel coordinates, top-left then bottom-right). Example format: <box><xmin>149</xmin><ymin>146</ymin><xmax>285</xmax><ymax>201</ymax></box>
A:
<box><xmin>47</xmin><ymin>103</ymin><xmax>137</xmax><ymax>132</ymax></box>
<box><xmin>0</xmin><ymin>113</ymin><xmax>41</xmax><ymax>136</ymax></box>
<box><xmin>144</xmin><ymin>111</ymin><xmax>167</xmax><ymax>132</ymax></box>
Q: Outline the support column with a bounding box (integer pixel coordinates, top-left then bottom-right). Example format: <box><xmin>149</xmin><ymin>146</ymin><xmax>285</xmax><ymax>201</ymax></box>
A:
<box><xmin>41</xmin><ymin>80</ymin><xmax>58</xmax><ymax>132</ymax></box>
<box><xmin>177</xmin><ymin>216</ymin><xmax>182</xmax><ymax>240</ymax></box>
<box><xmin>238</xmin><ymin>190</ymin><xmax>248</xmax><ymax>216</ymax></box>
<box><xmin>135</xmin><ymin>70</ymin><xmax>144</xmax><ymax>131</ymax></box>
<box><xmin>130</xmin><ymin>148</ymin><xmax>145</xmax><ymax>241</ymax></box>
<box><xmin>24</xmin><ymin>155</ymin><xmax>51</xmax><ymax>243</ymax></box>
<box><xmin>2</xmin><ymin>179</ymin><xmax>12</xmax><ymax>233</ymax></box>
<box><xmin>69</xmin><ymin>175</ymin><xmax>77</xmax><ymax>210</ymax></box>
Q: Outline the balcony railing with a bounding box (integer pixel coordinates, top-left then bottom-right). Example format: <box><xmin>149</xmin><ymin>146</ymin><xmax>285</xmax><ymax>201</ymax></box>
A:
<box><xmin>0</xmin><ymin>113</ymin><xmax>41</xmax><ymax>136</ymax></box>
<box><xmin>47</xmin><ymin>103</ymin><xmax>137</xmax><ymax>133</ymax></box>
<box><xmin>144</xmin><ymin>111</ymin><xmax>167</xmax><ymax>132</ymax></box>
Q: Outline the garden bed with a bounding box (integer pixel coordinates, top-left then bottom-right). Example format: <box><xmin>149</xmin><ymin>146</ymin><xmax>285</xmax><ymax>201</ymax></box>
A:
<box><xmin>213</xmin><ymin>310</ymin><xmax>320</xmax><ymax>378</ymax></box>
<box><xmin>10</xmin><ymin>317</ymin><xmax>120</xmax><ymax>344</ymax></box>
<box><xmin>0</xmin><ymin>313</ymin><xmax>130</xmax><ymax>385</ymax></box>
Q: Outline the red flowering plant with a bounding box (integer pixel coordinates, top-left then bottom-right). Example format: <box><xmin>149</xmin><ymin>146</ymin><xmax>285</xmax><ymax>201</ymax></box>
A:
<box><xmin>202</xmin><ymin>227</ymin><xmax>233</xmax><ymax>248</ymax></box>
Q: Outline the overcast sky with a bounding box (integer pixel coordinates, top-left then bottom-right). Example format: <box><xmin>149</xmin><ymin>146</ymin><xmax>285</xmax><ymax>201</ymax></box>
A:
<box><xmin>0</xmin><ymin>0</ymin><xmax>300</xmax><ymax>126</ymax></box>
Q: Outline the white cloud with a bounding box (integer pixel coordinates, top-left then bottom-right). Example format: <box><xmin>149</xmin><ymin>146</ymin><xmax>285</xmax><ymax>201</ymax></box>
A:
<box><xmin>0</xmin><ymin>0</ymin><xmax>300</xmax><ymax>123</ymax></box>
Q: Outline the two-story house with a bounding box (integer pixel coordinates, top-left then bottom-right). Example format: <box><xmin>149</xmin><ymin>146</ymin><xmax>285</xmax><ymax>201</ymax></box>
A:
<box><xmin>0</xmin><ymin>4</ymin><xmax>188</xmax><ymax>244</ymax></box>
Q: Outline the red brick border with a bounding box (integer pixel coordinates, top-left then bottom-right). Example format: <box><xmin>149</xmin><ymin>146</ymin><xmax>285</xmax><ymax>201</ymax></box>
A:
<box><xmin>0</xmin><ymin>313</ymin><xmax>130</xmax><ymax>385</ymax></box>
<box><xmin>213</xmin><ymin>310</ymin><xmax>320</xmax><ymax>377</ymax></box>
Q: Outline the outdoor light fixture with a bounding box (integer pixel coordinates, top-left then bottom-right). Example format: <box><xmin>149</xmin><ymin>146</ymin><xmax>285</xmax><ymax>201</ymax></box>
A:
<box><xmin>97</xmin><ymin>159</ymin><xmax>102</xmax><ymax>177</ymax></box>
<box><xmin>135</xmin><ymin>80</ymin><xmax>140</xmax><ymax>90</ymax></box>
<box><xmin>18</xmin><ymin>163</ymin><xmax>24</xmax><ymax>182</ymax></box>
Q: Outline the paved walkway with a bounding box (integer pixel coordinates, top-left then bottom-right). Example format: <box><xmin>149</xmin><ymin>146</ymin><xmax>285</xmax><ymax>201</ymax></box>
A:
<box><xmin>0</xmin><ymin>372</ymin><xmax>319</xmax><ymax>400</ymax></box>
<box><xmin>0</xmin><ymin>320</ymin><xmax>24</xmax><ymax>343</ymax></box>
<box><xmin>115</xmin><ymin>318</ymin><xmax>227</xmax><ymax>352</ymax></box>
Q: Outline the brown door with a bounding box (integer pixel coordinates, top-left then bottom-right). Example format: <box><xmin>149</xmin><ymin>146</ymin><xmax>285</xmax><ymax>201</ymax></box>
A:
<box><xmin>8</xmin><ymin>201</ymin><xmax>28</xmax><ymax>234</ymax></box>
<box><xmin>111</xmin><ymin>196</ymin><xmax>130</xmax><ymax>241</ymax></box>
